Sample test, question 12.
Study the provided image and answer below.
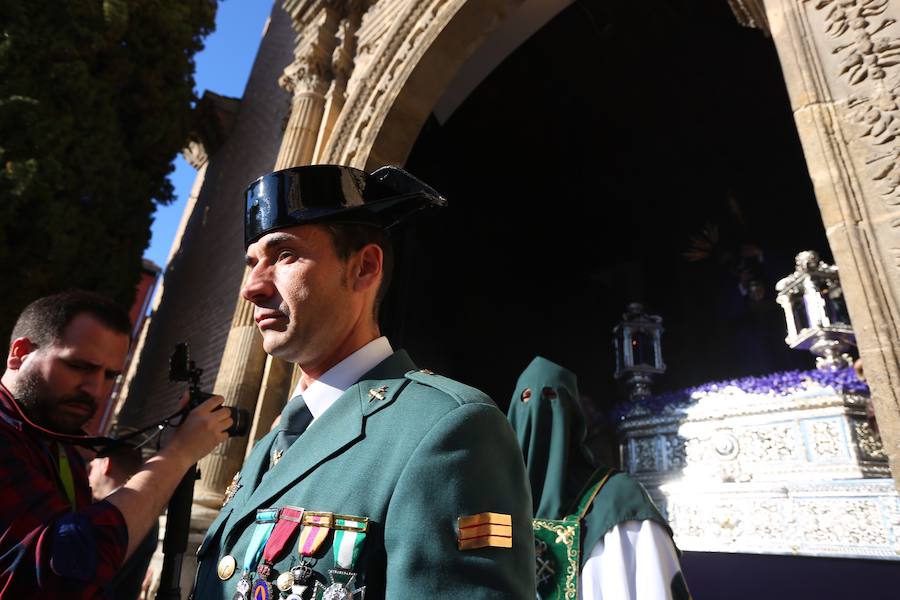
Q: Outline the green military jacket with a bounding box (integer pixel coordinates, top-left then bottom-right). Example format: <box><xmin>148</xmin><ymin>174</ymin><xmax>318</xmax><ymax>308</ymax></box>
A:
<box><xmin>193</xmin><ymin>351</ymin><xmax>535</xmax><ymax>599</ymax></box>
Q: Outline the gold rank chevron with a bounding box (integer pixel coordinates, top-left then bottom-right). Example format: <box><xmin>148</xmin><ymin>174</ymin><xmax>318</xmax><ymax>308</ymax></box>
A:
<box><xmin>457</xmin><ymin>512</ymin><xmax>513</xmax><ymax>550</ymax></box>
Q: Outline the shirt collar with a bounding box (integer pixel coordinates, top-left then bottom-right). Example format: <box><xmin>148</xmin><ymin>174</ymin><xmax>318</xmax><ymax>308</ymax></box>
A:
<box><xmin>291</xmin><ymin>336</ymin><xmax>394</xmax><ymax>420</ymax></box>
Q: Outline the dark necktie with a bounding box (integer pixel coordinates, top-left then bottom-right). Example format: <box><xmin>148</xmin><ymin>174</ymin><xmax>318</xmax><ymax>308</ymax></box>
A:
<box><xmin>271</xmin><ymin>395</ymin><xmax>314</xmax><ymax>458</ymax></box>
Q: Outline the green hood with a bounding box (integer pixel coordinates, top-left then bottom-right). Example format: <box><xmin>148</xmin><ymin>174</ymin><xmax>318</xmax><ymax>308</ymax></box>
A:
<box><xmin>506</xmin><ymin>356</ymin><xmax>593</xmax><ymax>520</ymax></box>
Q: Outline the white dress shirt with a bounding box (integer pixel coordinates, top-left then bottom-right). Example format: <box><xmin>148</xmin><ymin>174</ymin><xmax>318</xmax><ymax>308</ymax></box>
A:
<box><xmin>288</xmin><ymin>336</ymin><xmax>394</xmax><ymax>422</ymax></box>
<box><xmin>578</xmin><ymin>520</ymin><xmax>685</xmax><ymax>600</ymax></box>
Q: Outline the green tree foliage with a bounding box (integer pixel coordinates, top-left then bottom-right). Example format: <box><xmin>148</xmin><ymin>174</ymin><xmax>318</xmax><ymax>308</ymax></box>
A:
<box><xmin>0</xmin><ymin>0</ymin><xmax>216</xmax><ymax>341</ymax></box>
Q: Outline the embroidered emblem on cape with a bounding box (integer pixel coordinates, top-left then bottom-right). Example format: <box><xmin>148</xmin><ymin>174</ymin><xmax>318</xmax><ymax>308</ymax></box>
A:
<box><xmin>534</xmin><ymin>539</ymin><xmax>556</xmax><ymax>588</ymax></box>
<box><xmin>223</xmin><ymin>471</ymin><xmax>242</xmax><ymax>507</ymax></box>
<box><xmin>532</xmin><ymin>519</ymin><xmax>579</xmax><ymax>600</ymax></box>
<box><xmin>457</xmin><ymin>512</ymin><xmax>513</xmax><ymax>550</ymax></box>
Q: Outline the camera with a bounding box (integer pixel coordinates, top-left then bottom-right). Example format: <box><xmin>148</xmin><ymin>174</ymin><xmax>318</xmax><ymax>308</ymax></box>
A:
<box><xmin>169</xmin><ymin>342</ymin><xmax>250</xmax><ymax>438</ymax></box>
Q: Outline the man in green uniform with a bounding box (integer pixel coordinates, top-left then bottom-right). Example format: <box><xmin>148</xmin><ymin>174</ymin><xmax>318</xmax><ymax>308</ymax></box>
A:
<box><xmin>193</xmin><ymin>165</ymin><xmax>535</xmax><ymax>599</ymax></box>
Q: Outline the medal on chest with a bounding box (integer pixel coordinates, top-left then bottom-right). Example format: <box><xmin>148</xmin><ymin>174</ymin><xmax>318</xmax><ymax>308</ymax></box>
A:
<box><xmin>250</xmin><ymin>506</ymin><xmax>304</xmax><ymax>599</ymax></box>
<box><xmin>313</xmin><ymin>514</ymin><xmax>369</xmax><ymax>600</ymax></box>
<box><xmin>232</xmin><ymin>508</ymin><xmax>279</xmax><ymax>600</ymax></box>
<box><xmin>272</xmin><ymin>511</ymin><xmax>333</xmax><ymax>599</ymax></box>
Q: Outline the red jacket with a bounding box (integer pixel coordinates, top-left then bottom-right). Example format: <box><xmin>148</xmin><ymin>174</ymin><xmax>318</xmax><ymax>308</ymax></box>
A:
<box><xmin>0</xmin><ymin>384</ymin><xmax>127</xmax><ymax>598</ymax></box>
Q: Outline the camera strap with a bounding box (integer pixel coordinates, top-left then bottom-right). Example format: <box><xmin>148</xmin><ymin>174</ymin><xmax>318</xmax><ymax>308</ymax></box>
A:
<box><xmin>56</xmin><ymin>443</ymin><xmax>77</xmax><ymax>510</ymax></box>
<box><xmin>0</xmin><ymin>381</ymin><xmax>185</xmax><ymax>452</ymax></box>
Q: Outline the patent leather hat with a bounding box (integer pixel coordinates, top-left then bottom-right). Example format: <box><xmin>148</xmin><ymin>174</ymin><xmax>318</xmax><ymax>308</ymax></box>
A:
<box><xmin>244</xmin><ymin>164</ymin><xmax>447</xmax><ymax>247</ymax></box>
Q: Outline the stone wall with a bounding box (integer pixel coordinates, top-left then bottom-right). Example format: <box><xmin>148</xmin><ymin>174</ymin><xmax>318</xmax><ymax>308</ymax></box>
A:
<box><xmin>116</xmin><ymin>5</ymin><xmax>295</xmax><ymax>431</ymax></box>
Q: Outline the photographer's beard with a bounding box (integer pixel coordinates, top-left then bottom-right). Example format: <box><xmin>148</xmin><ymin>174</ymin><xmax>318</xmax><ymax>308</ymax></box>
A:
<box><xmin>16</xmin><ymin>371</ymin><xmax>97</xmax><ymax>435</ymax></box>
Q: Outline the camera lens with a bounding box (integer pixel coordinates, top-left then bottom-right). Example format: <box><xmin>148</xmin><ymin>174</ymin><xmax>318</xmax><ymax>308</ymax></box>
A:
<box><xmin>227</xmin><ymin>407</ymin><xmax>251</xmax><ymax>438</ymax></box>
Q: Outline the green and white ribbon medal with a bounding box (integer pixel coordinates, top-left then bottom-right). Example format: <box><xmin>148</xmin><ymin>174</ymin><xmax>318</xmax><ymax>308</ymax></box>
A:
<box><xmin>235</xmin><ymin>508</ymin><xmax>279</xmax><ymax>599</ymax></box>
<box><xmin>333</xmin><ymin>516</ymin><xmax>367</xmax><ymax>570</ymax></box>
<box><xmin>314</xmin><ymin>514</ymin><xmax>369</xmax><ymax>600</ymax></box>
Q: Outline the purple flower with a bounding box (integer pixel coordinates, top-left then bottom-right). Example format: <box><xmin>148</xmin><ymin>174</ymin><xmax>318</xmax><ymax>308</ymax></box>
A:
<box><xmin>611</xmin><ymin>368</ymin><xmax>868</xmax><ymax>423</ymax></box>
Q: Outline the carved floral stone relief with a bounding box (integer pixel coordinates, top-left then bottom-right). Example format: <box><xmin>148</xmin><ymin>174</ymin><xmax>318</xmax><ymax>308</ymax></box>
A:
<box><xmin>810</xmin><ymin>0</ymin><xmax>900</xmax><ymax>203</ymax></box>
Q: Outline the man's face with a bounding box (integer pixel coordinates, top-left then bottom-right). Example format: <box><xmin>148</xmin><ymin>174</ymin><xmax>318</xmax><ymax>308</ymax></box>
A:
<box><xmin>242</xmin><ymin>225</ymin><xmax>363</xmax><ymax>365</ymax></box>
<box><xmin>12</xmin><ymin>314</ymin><xmax>129</xmax><ymax>434</ymax></box>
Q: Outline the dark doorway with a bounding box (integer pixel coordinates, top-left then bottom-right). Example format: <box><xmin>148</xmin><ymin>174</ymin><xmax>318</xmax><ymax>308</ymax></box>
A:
<box><xmin>385</xmin><ymin>0</ymin><xmax>831</xmax><ymax>431</ymax></box>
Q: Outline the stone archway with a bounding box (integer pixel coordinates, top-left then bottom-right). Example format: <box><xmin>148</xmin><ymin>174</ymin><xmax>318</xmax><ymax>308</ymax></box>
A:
<box><xmin>316</xmin><ymin>0</ymin><xmax>900</xmax><ymax>491</ymax></box>
<box><xmin>205</xmin><ymin>0</ymin><xmax>900</xmax><ymax>514</ymax></box>
<box><xmin>319</xmin><ymin>0</ymin><xmax>574</xmax><ymax>169</ymax></box>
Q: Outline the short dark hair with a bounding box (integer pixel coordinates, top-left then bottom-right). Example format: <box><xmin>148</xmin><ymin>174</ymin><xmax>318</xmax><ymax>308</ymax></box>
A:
<box><xmin>321</xmin><ymin>223</ymin><xmax>394</xmax><ymax>321</ymax></box>
<box><xmin>10</xmin><ymin>290</ymin><xmax>132</xmax><ymax>349</ymax></box>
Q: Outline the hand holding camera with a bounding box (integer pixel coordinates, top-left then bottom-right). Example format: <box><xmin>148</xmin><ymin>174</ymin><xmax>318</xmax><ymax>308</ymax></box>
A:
<box><xmin>166</xmin><ymin>393</ymin><xmax>233</xmax><ymax>466</ymax></box>
<box><xmin>169</xmin><ymin>342</ymin><xmax>250</xmax><ymax>439</ymax></box>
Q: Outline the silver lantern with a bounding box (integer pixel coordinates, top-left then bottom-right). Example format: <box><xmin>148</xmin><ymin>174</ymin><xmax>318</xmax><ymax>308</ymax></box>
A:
<box><xmin>775</xmin><ymin>251</ymin><xmax>855</xmax><ymax>370</ymax></box>
<box><xmin>613</xmin><ymin>303</ymin><xmax>666</xmax><ymax>401</ymax></box>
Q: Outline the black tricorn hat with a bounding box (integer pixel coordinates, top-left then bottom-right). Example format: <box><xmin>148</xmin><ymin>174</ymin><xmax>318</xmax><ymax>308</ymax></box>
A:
<box><xmin>244</xmin><ymin>164</ymin><xmax>447</xmax><ymax>248</ymax></box>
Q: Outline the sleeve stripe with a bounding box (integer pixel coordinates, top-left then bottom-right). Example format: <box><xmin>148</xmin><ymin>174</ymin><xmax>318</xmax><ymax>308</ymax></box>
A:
<box><xmin>457</xmin><ymin>512</ymin><xmax>511</xmax><ymax>528</ymax></box>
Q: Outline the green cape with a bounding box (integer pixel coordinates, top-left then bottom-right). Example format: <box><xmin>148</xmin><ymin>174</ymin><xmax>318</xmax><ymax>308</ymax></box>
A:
<box><xmin>507</xmin><ymin>356</ymin><xmax>671</xmax><ymax>567</ymax></box>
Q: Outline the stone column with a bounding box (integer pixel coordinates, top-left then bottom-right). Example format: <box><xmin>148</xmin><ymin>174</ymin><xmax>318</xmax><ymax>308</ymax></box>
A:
<box><xmin>761</xmin><ymin>0</ymin><xmax>900</xmax><ymax>491</ymax></box>
<box><xmin>245</xmin><ymin>355</ymin><xmax>294</xmax><ymax>453</ymax></box>
<box><xmin>249</xmin><ymin>3</ymin><xmax>349</xmax><ymax>444</ymax></box>
<box><xmin>193</xmin><ymin>276</ymin><xmax>269</xmax><ymax>511</ymax></box>
<box><xmin>276</xmin><ymin>4</ymin><xmax>341</xmax><ymax>168</ymax></box>
<box><xmin>192</xmin><ymin>2</ymin><xmax>343</xmax><ymax>509</ymax></box>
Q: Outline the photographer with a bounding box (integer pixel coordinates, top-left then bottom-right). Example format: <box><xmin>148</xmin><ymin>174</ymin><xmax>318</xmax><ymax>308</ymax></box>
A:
<box><xmin>0</xmin><ymin>290</ymin><xmax>232</xmax><ymax>598</ymax></box>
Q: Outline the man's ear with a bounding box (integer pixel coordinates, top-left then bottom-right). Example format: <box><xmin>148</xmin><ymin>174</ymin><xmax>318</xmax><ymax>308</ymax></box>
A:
<box><xmin>352</xmin><ymin>243</ymin><xmax>383</xmax><ymax>293</ymax></box>
<box><xmin>7</xmin><ymin>337</ymin><xmax>35</xmax><ymax>372</ymax></box>
<box><xmin>101</xmin><ymin>456</ymin><xmax>113</xmax><ymax>476</ymax></box>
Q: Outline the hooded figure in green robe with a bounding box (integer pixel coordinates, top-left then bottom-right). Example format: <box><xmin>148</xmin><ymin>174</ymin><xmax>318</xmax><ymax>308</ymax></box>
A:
<box><xmin>508</xmin><ymin>357</ymin><xmax>690</xmax><ymax>600</ymax></box>
<box><xmin>506</xmin><ymin>356</ymin><xmax>594</xmax><ymax>522</ymax></box>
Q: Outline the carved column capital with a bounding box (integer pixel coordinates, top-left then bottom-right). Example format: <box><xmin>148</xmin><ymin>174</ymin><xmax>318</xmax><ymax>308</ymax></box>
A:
<box><xmin>181</xmin><ymin>91</ymin><xmax>241</xmax><ymax>169</ymax></box>
<box><xmin>279</xmin><ymin>48</ymin><xmax>334</xmax><ymax>97</ymax></box>
<box><xmin>278</xmin><ymin>2</ymin><xmax>349</xmax><ymax>98</ymax></box>
<box><xmin>182</xmin><ymin>139</ymin><xmax>209</xmax><ymax>170</ymax></box>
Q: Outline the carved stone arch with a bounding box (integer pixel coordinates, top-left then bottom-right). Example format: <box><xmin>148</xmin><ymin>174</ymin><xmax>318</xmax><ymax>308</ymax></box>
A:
<box><xmin>318</xmin><ymin>0</ymin><xmax>900</xmax><ymax>491</ymax></box>
<box><xmin>320</xmin><ymin>0</ymin><xmax>573</xmax><ymax>169</ymax></box>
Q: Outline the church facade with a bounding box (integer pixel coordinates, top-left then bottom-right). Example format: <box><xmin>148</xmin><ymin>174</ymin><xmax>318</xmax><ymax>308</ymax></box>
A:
<box><xmin>116</xmin><ymin>0</ymin><xmax>900</xmax><ymax>594</ymax></box>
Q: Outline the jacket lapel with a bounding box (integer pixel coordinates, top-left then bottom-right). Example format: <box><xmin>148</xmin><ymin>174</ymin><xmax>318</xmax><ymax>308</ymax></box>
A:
<box><xmin>241</xmin><ymin>431</ymin><xmax>277</xmax><ymax>497</ymax></box>
<box><xmin>229</xmin><ymin>385</ymin><xmax>365</xmax><ymax>525</ymax></box>
<box><xmin>228</xmin><ymin>350</ymin><xmax>417</xmax><ymax>525</ymax></box>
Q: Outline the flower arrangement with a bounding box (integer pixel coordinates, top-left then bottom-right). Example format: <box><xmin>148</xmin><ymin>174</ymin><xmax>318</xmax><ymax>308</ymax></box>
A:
<box><xmin>612</xmin><ymin>367</ymin><xmax>868</xmax><ymax>423</ymax></box>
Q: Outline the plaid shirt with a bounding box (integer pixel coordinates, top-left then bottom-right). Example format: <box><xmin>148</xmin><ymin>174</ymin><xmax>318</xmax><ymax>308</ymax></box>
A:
<box><xmin>0</xmin><ymin>384</ymin><xmax>127</xmax><ymax>599</ymax></box>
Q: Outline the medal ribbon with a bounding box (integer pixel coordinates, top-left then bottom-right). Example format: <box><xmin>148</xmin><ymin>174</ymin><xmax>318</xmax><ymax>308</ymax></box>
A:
<box><xmin>297</xmin><ymin>512</ymin><xmax>333</xmax><ymax>557</ymax></box>
<box><xmin>242</xmin><ymin>509</ymin><xmax>279</xmax><ymax>576</ymax></box>
<box><xmin>332</xmin><ymin>515</ymin><xmax>368</xmax><ymax>570</ymax></box>
<box><xmin>56</xmin><ymin>444</ymin><xmax>76</xmax><ymax>511</ymax></box>
<box><xmin>259</xmin><ymin>507</ymin><xmax>304</xmax><ymax>571</ymax></box>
